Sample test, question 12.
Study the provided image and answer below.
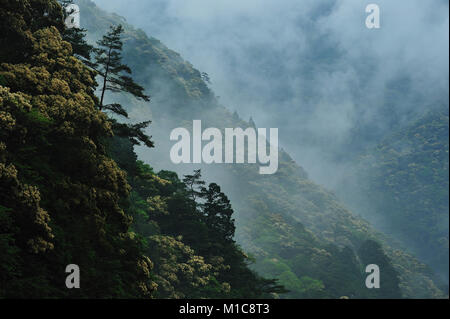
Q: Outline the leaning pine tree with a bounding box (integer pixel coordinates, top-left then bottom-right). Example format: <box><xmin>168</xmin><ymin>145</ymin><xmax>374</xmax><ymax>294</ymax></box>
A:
<box><xmin>92</xmin><ymin>24</ymin><xmax>154</xmax><ymax>148</ymax></box>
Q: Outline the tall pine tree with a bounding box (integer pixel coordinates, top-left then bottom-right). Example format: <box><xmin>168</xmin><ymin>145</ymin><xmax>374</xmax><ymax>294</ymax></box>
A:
<box><xmin>93</xmin><ymin>24</ymin><xmax>150</xmax><ymax>116</ymax></box>
<box><xmin>92</xmin><ymin>24</ymin><xmax>154</xmax><ymax>148</ymax></box>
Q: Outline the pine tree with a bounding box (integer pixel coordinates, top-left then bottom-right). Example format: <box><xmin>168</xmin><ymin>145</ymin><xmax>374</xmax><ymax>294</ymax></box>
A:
<box><xmin>200</xmin><ymin>183</ymin><xmax>236</xmax><ymax>241</ymax></box>
<box><xmin>63</xmin><ymin>28</ymin><xmax>93</xmax><ymax>61</ymax></box>
<box><xmin>91</xmin><ymin>24</ymin><xmax>154</xmax><ymax>148</ymax></box>
<box><xmin>183</xmin><ymin>169</ymin><xmax>206</xmax><ymax>202</ymax></box>
<box><xmin>93</xmin><ymin>24</ymin><xmax>150</xmax><ymax>116</ymax></box>
<box><xmin>110</xmin><ymin>118</ymin><xmax>154</xmax><ymax>148</ymax></box>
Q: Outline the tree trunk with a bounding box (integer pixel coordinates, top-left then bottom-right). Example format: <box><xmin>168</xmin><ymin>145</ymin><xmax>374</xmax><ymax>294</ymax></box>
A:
<box><xmin>99</xmin><ymin>47</ymin><xmax>112</xmax><ymax>110</ymax></box>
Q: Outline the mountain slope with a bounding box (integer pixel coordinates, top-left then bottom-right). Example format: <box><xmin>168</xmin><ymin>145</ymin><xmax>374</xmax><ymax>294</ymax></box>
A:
<box><xmin>1</xmin><ymin>0</ymin><xmax>282</xmax><ymax>299</ymax></box>
<box><xmin>339</xmin><ymin>105</ymin><xmax>449</xmax><ymax>283</ymax></box>
<box><xmin>77</xmin><ymin>0</ymin><xmax>447</xmax><ymax>298</ymax></box>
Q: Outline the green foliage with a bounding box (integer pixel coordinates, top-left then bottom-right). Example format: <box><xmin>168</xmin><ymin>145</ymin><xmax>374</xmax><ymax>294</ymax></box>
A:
<box><xmin>358</xmin><ymin>240</ymin><xmax>402</xmax><ymax>298</ymax></box>
<box><xmin>62</xmin><ymin>27</ymin><xmax>93</xmax><ymax>62</ymax></box>
<box><xmin>59</xmin><ymin>0</ymin><xmax>93</xmax><ymax>62</ymax></box>
<box><xmin>0</xmin><ymin>205</ymin><xmax>21</xmax><ymax>296</ymax></box>
<box><xmin>0</xmin><ymin>0</ymin><xmax>154</xmax><ymax>298</ymax></box>
<box><xmin>88</xmin><ymin>22</ymin><xmax>155</xmax><ymax>149</ymax></box>
<box><xmin>200</xmin><ymin>183</ymin><xmax>236</xmax><ymax>242</ymax></box>
<box><xmin>110</xmin><ymin>119</ymin><xmax>154</xmax><ymax>148</ymax></box>
<box><xmin>110</xmin><ymin>139</ymin><xmax>286</xmax><ymax>298</ymax></box>
<box><xmin>0</xmin><ymin>0</ymin><xmax>65</xmax><ymax>63</ymax></box>
<box><xmin>93</xmin><ymin>24</ymin><xmax>150</xmax><ymax>110</ymax></box>
<box><xmin>343</xmin><ymin>106</ymin><xmax>449</xmax><ymax>283</ymax></box>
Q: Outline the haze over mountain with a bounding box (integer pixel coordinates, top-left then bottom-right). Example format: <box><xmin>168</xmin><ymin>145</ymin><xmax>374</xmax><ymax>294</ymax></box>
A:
<box><xmin>93</xmin><ymin>0</ymin><xmax>449</xmax><ymax>186</ymax></box>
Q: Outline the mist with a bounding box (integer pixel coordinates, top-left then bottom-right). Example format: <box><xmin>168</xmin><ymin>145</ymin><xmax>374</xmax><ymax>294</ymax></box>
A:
<box><xmin>92</xmin><ymin>0</ymin><xmax>448</xmax><ymax>190</ymax></box>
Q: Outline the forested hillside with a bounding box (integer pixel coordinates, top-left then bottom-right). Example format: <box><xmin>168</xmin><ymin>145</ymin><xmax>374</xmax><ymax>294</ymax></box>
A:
<box><xmin>0</xmin><ymin>0</ymin><xmax>281</xmax><ymax>298</ymax></box>
<box><xmin>76</xmin><ymin>0</ymin><xmax>447</xmax><ymax>298</ymax></box>
<box><xmin>339</xmin><ymin>106</ymin><xmax>449</xmax><ymax>283</ymax></box>
<box><xmin>0</xmin><ymin>0</ymin><xmax>447</xmax><ymax>299</ymax></box>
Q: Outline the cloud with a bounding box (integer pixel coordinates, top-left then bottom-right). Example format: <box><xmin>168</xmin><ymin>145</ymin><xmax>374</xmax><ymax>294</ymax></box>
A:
<box><xmin>92</xmin><ymin>0</ymin><xmax>449</xmax><ymax>185</ymax></box>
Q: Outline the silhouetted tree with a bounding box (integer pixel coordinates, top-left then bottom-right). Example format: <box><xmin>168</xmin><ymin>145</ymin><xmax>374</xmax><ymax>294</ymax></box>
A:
<box><xmin>183</xmin><ymin>169</ymin><xmax>205</xmax><ymax>202</ymax></box>
<box><xmin>93</xmin><ymin>24</ymin><xmax>150</xmax><ymax>115</ymax></box>
<box><xmin>201</xmin><ymin>183</ymin><xmax>235</xmax><ymax>241</ymax></box>
<box><xmin>91</xmin><ymin>24</ymin><xmax>153</xmax><ymax>147</ymax></box>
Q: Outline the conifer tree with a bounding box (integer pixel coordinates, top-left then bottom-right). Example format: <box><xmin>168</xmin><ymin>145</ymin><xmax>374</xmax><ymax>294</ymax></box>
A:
<box><xmin>92</xmin><ymin>24</ymin><xmax>154</xmax><ymax>148</ymax></box>
<box><xmin>183</xmin><ymin>169</ymin><xmax>206</xmax><ymax>202</ymax></box>
<box><xmin>201</xmin><ymin>183</ymin><xmax>235</xmax><ymax>241</ymax></box>
<box><xmin>93</xmin><ymin>24</ymin><xmax>150</xmax><ymax>116</ymax></box>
